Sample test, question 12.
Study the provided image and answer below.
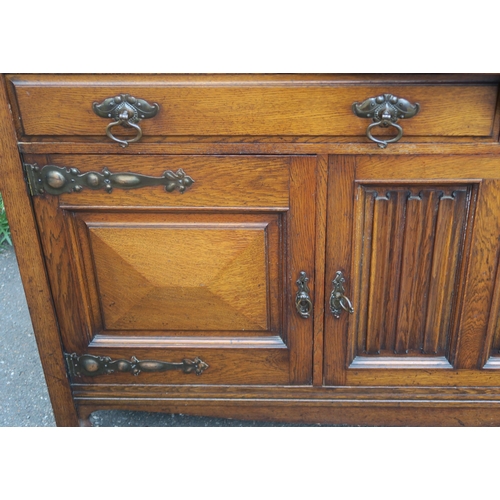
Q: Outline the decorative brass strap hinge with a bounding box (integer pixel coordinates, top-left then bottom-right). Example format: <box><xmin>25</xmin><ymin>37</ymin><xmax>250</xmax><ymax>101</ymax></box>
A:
<box><xmin>23</xmin><ymin>163</ymin><xmax>194</xmax><ymax>196</ymax></box>
<box><xmin>24</xmin><ymin>162</ymin><xmax>39</xmax><ymax>196</ymax></box>
<box><xmin>64</xmin><ymin>353</ymin><xmax>209</xmax><ymax>377</ymax></box>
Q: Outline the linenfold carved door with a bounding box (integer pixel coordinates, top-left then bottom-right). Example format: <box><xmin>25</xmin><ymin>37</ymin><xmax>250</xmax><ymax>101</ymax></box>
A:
<box><xmin>26</xmin><ymin>154</ymin><xmax>316</xmax><ymax>386</ymax></box>
<box><xmin>324</xmin><ymin>155</ymin><xmax>500</xmax><ymax>386</ymax></box>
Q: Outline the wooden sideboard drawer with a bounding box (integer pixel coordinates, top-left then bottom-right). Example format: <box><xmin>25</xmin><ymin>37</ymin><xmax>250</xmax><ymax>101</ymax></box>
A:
<box><xmin>8</xmin><ymin>74</ymin><xmax>500</xmax><ymax>141</ymax></box>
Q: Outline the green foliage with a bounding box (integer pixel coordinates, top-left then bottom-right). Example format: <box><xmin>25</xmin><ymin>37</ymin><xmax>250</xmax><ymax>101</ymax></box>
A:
<box><xmin>0</xmin><ymin>193</ymin><xmax>12</xmax><ymax>246</ymax></box>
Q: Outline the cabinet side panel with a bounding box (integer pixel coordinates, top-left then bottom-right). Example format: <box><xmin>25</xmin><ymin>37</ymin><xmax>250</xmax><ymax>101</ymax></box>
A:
<box><xmin>0</xmin><ymin>79</ymin><xmax>79</xmax><ymax>426</ymax></box>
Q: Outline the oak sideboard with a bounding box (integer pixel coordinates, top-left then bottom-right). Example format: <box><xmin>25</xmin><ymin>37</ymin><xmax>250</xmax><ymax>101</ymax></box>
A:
<box><xmin>2</xmin><ymin>74</ymin><xmax>500</xmax><ymax>426</ymax></box>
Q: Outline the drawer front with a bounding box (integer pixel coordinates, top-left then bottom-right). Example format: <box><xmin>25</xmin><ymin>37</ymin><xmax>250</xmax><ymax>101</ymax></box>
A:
<box><xmin>9</xmin><ymin>75</ymin><xmax>500</xmax><ymax>140</ymax></box>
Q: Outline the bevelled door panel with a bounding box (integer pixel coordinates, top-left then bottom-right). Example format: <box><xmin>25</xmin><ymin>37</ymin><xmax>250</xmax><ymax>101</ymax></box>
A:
<box><xmin>324</xmin><ymin>155</ymin><xmax>500</xmax><ymax>386</ymax></box>
<box><xmin>83</xmin><ymin>213</ymin><xmax>280</xmax><ymax>333</ymax></box>
<box><xmin>27</xmin><ymin>154</ymin><xmax>316</xmax><ymax>386</ymax></box>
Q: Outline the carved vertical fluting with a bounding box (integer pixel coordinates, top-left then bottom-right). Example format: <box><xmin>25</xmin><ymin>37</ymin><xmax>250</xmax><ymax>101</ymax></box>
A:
<box><xmin>395</xmin><ymin>190</ymin><xmax>440</xmax><ymax>353</ymax></box>
<box><xmin>423</xmin><ymin>189</ymin><xmax>469</xmax><ymax>354</ymax></box>
<box><xmin>365</xmin><ymin>192</ymin><xmax>393</xmax><ymax>353</ymax></box>
<box><xmin>383</xmin><ymin>190</ymin><xmax>407</xmax><ymax>351</ymax></box>
<box><xmin>356</xmin><ymin>189</ymin><xmax>376</xmax><ymax>354</ymax></box>
<box><xmin>355</xmin><ymin>184</ymin><xmax>472</xmax><ymax>358</ymax></box>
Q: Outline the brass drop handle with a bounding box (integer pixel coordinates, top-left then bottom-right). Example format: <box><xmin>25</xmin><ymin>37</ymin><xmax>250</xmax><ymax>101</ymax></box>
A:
<box><xmin>330</xmin><ymin>271</ymin><xmax>354</xmax><ymax>319</ymax></box>
<box><xmin>352</xmin><ymin>93</ymin><xmax>420</xmax><ymax>148</ymax></box>
<box><xmin>106</xmin><ymin>112</ymin><xmax>143</xmax><ymax>147</ymax></box>
<box><xmin>93</xmin><ymin>94</ymin><xmax>160</xmax><ymax>148</ymax></box>
<box><xmin>295</xmin><ymin>271</ymin><xmax>313</xmax><ymax>319</ymax></box>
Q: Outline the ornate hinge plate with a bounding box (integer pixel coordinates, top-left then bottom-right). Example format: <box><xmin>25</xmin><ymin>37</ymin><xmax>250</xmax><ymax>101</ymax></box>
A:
<box><xmin>24</xmin><ymin>162</ymin><xmax>40</xmax><ymax>196</ymax></box>
<box><xmin>23</xmin><ymin>163</ymin><xmax>194</xmax><ymax>196</ymax></box>
<box><xmin>64</xmin><ymin>353</ymin><xmax>209</xmax><ymax>377</ymax></box>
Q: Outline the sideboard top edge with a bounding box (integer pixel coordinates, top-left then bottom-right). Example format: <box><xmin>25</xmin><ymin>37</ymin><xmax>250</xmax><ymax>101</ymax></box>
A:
<box><xmin>6</xmin><ymin>73</ymin><xmax>500</xmax><ymax>87</ymax></box>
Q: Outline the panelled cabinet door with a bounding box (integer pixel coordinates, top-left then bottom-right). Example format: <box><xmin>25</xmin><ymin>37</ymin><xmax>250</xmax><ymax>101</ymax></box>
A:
<box><xmin>26</xmin><ymin>154</ymin><xmax>316</xmax><ymax>386</ymax></box>
<box><xmin>324</xmin><ymin>155</ymin><xmax>500</xmax><ymax>386</ymax></box>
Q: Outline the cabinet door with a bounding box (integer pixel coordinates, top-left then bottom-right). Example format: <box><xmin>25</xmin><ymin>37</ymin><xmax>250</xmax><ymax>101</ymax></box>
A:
<box><xmin>26</xmin><ymin>154</ymin><xmax>316</xmax><ymax>385</ymax></box>
<box><xmin>324</xmin><ymin>155</ymin><xmax>500</xmax><ymax>386</ymax></box>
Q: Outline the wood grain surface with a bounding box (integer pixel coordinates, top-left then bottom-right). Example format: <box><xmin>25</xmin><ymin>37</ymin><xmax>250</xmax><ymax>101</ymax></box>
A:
<box><xmin>18</xmin><ymin>142</ymin><xmax>500</xmax><ymax>157</ymax></box>
<box><xmin>312</xmin><ymin>155</ymin><xmax>328</xmax><ymax>385</ymax></box>
<box><xmin>8</xmin><ymin>75</ymin><xmax>499</xmax><ymax>139</ymax></box>
<box><xmin>455</xmin><ymin>179</ymin><xmax>500</xmax><ymax>369</ymax></box>
<box><xmin>323</xmin><ymin>156</ymin><xmax>356</xmax><ymax>385</ymax></box>
<box><xmin>88</xmin><ymin>220</ymin><xmax>275</xmax><ymax>332</ymax></box>
<box><xmin>48</xmin><ymin>155</ymin><xmax>290</xmax><ymax>208</ymax></box>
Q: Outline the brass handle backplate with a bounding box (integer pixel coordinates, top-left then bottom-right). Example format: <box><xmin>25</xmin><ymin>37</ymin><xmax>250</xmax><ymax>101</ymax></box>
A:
<box><xmin>295</xmin><ymin>271</ymin><xmax>313</xmax><ymax>319</ymax></box>
<box><xmin>93</xmin><ymin>94</ymin><xmax>160</xmax><ymax>147</ymax></box>
<box><xmin>330</xmin><ymin>271</ymin><xmax>354</xmax><ymax>319</ymax></box>
<box><xmin>352</xmin><ymin>94</ymin><xmax>420</xmax><ymax>148</ymax></box>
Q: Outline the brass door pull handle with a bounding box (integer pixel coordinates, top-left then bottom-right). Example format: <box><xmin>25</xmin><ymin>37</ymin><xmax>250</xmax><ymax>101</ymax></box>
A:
<box><xmin>330</xmin><ymin>271</ymin><xmax>354</xmax><ymax>318</ymax></box>
<box><xmin>352</xmin><ymin>94</ymin><xmax>420</xmax><ymax>148</ymax></box>
<box><xmin>295</xmin><ymin>271</ymin><xmax>313</xmax><ymax>319</ymax></box>
<box><xmin>93</xmin><ymin>94</ymin><xmax>160</xmax><ymax>147</ymax></box>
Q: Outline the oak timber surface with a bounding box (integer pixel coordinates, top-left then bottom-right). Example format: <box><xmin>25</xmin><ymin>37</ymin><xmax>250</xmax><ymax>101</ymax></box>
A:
<box><xmin>50</xmin><ymin>155</ymin><xmax>290</xmax><ymax>208</ymax></box>
<box><xmin>4</xmin><ymin>73</ymin><xmax>500</xmax><ymax>426</ymax></box>
<box><xmin>8</xmin><ymin>75</ymin><xmax>499</xmax><ymax>139</ymax></box>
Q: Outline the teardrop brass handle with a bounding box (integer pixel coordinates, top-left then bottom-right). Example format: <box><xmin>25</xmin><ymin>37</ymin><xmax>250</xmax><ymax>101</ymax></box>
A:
<box><xmin>93</xmin><ymin>94</ymin><xmax>160</xmax><ymax>148</ymax></box>
<box><xmin>352</xmin><ymin>93</ymin><xmax>420</xmax><ymax>149</ymax></box>
<box><xmin>330</xmin><ymin>271</ymin><xmax>354</xmax><ymax>319</ymax></box>
<box><xmin>295</xmin><ymin>271</ymin><xmax>313</xmax><ymax>319</ymax></box>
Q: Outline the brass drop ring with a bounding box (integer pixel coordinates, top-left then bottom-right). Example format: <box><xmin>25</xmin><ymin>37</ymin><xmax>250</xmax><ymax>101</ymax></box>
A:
<box><xmin>366</xmin><ymin>121</ymin><xmax>403</xmax><ymax>149</ymax></box>
<box><xmin>105</xmin><ymin>120</ymin><xmax>143</xmax><ymax>148</ymax></box>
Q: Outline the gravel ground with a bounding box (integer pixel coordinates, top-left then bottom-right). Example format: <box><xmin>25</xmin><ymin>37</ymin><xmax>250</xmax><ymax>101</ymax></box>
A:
<box><xmin>0</xmin><ymin>246</ymin><xmax>56</xmax><ymax>426</ymax></box>
<box><xmin>0</xmin><ymin>245</ymin><xmax>328</xmax><ymax>427</ymax></box>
